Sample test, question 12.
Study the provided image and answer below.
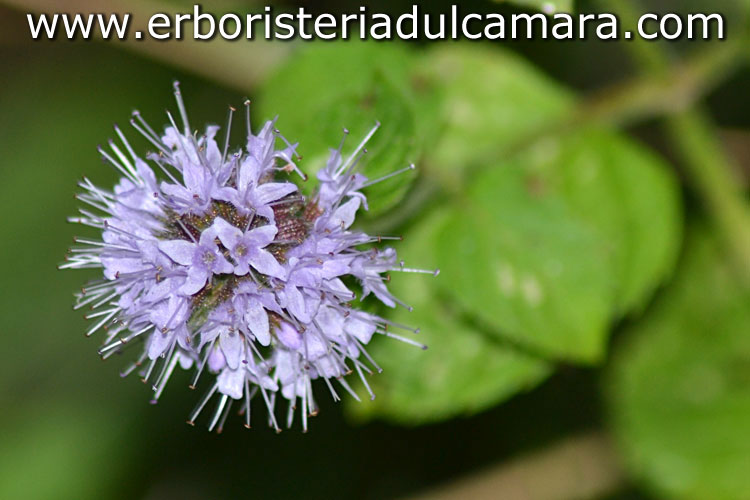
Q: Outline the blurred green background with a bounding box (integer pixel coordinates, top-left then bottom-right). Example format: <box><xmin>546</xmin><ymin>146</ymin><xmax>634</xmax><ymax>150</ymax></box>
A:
<box><xmin>1</xmin><ymin>1</ymin><xmax>749</xmax><ymax>499</ymax></box>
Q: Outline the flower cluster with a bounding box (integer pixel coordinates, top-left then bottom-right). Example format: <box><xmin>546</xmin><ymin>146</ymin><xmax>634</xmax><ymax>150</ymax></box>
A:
<box><xmin>63</xmin><ymin>83</ymin><xmax>436</xmax><ymax>431</ymax></box>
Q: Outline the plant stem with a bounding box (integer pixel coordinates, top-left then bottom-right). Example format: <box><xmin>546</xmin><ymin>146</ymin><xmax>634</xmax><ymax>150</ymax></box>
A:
<box><xmin>600</xmin><ymin>0</ymin><xmax>750</xmax><ymax>284</ymax></box>
<box><xmin>407</xmin><ymin>432</ymin><xmax>625</xmax><ymax>500</ymax></box>
<box><xmin>667</xmin><ymin>110</ymin><xmax>750</xmax><ymax>283</ymax></box>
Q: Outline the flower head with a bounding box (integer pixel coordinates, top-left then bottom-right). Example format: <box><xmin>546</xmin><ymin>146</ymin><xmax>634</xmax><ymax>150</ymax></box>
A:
<box><xmin>63</xmin><ymin>83</ymin><xmax>438</xmax><ymax>432</ymax></box>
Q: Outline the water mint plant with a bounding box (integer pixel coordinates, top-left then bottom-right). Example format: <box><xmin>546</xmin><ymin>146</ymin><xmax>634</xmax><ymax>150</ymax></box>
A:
<box><xmin>62</xmin><ymin>83</ymin><xmax>437</xmax><ymax>432</ymax></box>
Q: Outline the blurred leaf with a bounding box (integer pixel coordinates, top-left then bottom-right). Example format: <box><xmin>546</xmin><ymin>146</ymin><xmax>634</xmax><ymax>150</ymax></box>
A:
<box><xmin>0</xmin><ymin>402</ymin><xmax>132</xmax><ymax>500</ymax></box>
<box><xmin>500</xmin><ymin>0</ymin><xmax>574</xmax><ymax>13</ymax></box>
<box><xmin>257</xmin><ymin>42</ymin><xmax>427</xmax><ymax>216</ymax></box>
<box><xmin>607</xmin><ymin>223</ymin><xmax>750</xmax><ymax>500</ymax></box>
<box><xmin>349</xmin><ymin>211</ymin><xmax>551</xmax><ymax>424</ymax></box>
<box><xmin>523</xmin><ymin>128</ymin><xmax>682</xmax><ymax>314</ymax></box>
<box><xmin>435</xmin><ymin>157</ymin><xmax>613</xmax><ymax>363</ymax></box>
<box><xmin>435</xmin><ymin>128</ymin><xmax>681</xmax><ymax>363</ymax></box>
<box><xmin>416</xmin><ymin>45</ymin><xmax>573</xmax><ymax>185</ymax></box>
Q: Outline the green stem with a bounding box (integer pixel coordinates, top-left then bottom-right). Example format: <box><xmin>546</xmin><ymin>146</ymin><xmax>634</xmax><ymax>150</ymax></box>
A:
<box><xmin>600</xmin><ymin>0</ymin><xmax>750</xmax><ymax>284</ymax></box>
<box><xmin>408</xmin><ymin>432</ymin><xmax>625</xmax><ymax>500</ymax></box>
<box><xmin>667</xmin><ymin>110</ymin><xmax>750</xmax><ymax>283</ymax></box>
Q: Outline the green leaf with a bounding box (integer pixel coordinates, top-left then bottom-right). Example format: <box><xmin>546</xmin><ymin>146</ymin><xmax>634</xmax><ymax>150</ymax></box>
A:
<box><xmin>607</xmin><ymin>223</ymin><xmax>750</xmax><ymax>500</ymax></box>
<box><xmin>499</xmin><ymin>0</ymin><xmax>574</xmax><ymax>14</ymax></box>
<box><xmin>435</xmin><ymin>159</ymin><xmax>614</xmax><ymax>363</ymax></box>
<box><xmin>435</xmin><ymin>128</ymin><xmax>681</xmax><ymax>362</ymax></box>
<box><xmin>348</xmin><ymin>211</ymin><xmax>551</xmax><ymax>424</ymax></box>
<box><xmin>416</xmin><ymin>45</ymin><xmax>573</xmax><ymax>185</ymax></box>
<box><xmin>524</xmin><ymin>128</ymin><xmax>682</xmax><ymax>314</ymax></box>
<box><xmin>256</xmin><ymin>42</ymin><xmax>424</xmax><ymax>216</ymax></box>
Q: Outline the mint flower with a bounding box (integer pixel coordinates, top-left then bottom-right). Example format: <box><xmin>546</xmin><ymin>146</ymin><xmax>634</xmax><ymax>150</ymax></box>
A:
<box><xmin>63</xmin><ymin>83</ymin><xmax>437</xmax><ymax>432</ymax></box>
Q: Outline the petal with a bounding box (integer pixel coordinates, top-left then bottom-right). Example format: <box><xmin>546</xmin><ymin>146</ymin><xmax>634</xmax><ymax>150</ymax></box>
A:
<box><xmin>316</xmin><ymin>305</ymin><xmax>345</xmax><ymax>343</ymax></box>
<box><xmin>136</xmin><ymin>240</ymin><xmax>162</xmax><ymax>264</ymax></box>
<box><xmin>143</xmin><ymin>277</ymin><xmax>174</xmax><ymax>303</ymax></box>
<box><xmin>199</xmin><ymin>324</ymin><xmax>223</xmax><ymax>349</ymax></box>
<box><xmin>148</xmin><ymin>329</ymin><xmax>174</xmax><ymax>360</ymax></box>
<box><xmin>244</xmin><ymin>300</ymin><xmax>270</xmax><ymax>346</ymax></box>
<box><xmin>290</xmin><ymin>267</ymin><xmax>321</xmax><ymax>288</ymax></box>
<box><xmin>276</xmin><ymin>322</ymin><xmax>302</xmax><ymax>350</ymax></box>
<box><xmin>245</xmin><ymin>224</ymin><xmax>277</xmax><ymax>248</ymax></box>
<box><xmin>330</xmin><ymin>197</ymin><xmax>360</xmax><ymax>229</ymax></box>
<box><xmin>234</xmin><ymin>261</ymin><xmax>250</xmax><ymax>276</ymax></box>
<box><xmin>283</xmin><ymin>286</ymin><xmax>307</xmax><ymax>322</ymax></box>
<box><xmin>209</xmin><ymin>217</ymin><xmax>242</xmax><ymax>248</ymax></box>
<box><xmin>273</xmin><ymin>349</ymin><xmax>296</xmax><ymax>385</ymax></box>
<box><xmin>202</xmin><ymin>125</ymin><xmax>222</xmax><ymax>166</ymax></box>
<box><xmin>255</xmin><ymin>182</ymin><xmax>297</xmax><ymax>205</ymax></box>
<box><xmin>161</xmin><ymin>127</ymin><xmax>181</xmax><ymax>148</ymax></box>
<box><xmin>149</xmin><ymin>296</ymin><xmax>188</xmax><ymax>330</ymax></box>
<box><xmin>304</xmin><ymin>331</ymin><xmax>328</xmax><ymax>360</ymax></box>
<box><xmin>220</xmin><ymin>330</ymin><xmax>243</xmax><ymax>370</ymax></box>
<box><xmin>212</xmin><ymin>186</ymin><xmax>241</xmax><ymax>206</ymax></box>
<box><xmin>180</xmin><ymin>268</ymin><xmax>208</xmax><ymax>295</ymax></box>
<box><xmin>258</xmin><ymin>292</ymin><xmax>283</xmax><ymax>315</ymax></box>
<box><xmin>182</xmin><ymin>160</ymin><xmax>207</xmax><ymax>194</ymax></box>
<box><xmin>345</xmin><ymin>314</ymin><xmax>377</xmax><ymax>344</ymax></box>
<box><xmin>238</xmin><ymin>156</ymin><xmax>261</xmax><ymax>192</ymax></box>
<box><xmin>315</xmin><ymin>355</ymin><xmax>339</xmax><ymax>378</ymax></box>
<box><xmin>178</xmin><ymin>353</ymin><xmax>194</xmax><ymax>370</ymax></box>
<box><xmin>320</xmin><ymin>257</ymin><xmax>352</xmax><ymax>279</ymax></box>
<box><xmin>158</xmin><ymin>240</ymin><xmax>195</xmax><ymax>266</ymax></box>
<box><xmin>100</xmin><ymin>256</ymin><xmax>145</xmax><ymax>279</ymax></box>
<box><xmin>249</xmin><ymin>248</ymin><xmax>286</xmax><ymax>279</ymax></box>
<box><xmin>368</xmin><ymin>280</ymin><xmax>397</xmax><ymax>308</ymax></box>
<box><xmin>207</xmin><ymin>346</ymin><xmax>227</xmax><ymax>372</ymax></box>
<box><xmin>217</xmin><ymin>367</ymin><xmax>245</xmax><ymax>399</ymax></box>
<box><xmin>213</xmin><ymin>254</ymin><xmax>235</xmax><ymax>275</ymax></box>
<box><xmin>135</xmin><ymin>158</ymin><xmax>158</xmax><ymax>191</ymax></box>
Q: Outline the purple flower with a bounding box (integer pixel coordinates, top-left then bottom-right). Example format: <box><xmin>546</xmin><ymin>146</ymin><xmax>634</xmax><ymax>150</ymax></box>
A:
<box><xmin>211</xmin><ymin>217</ymin><xmax>285</xmax><ymax>279</ymax></box>
<box><xmin>158</xmin><ymin>229</ymin><xmax>233</xmax><ymax>295</ymax></box>
<box><xmin>64</xmin><ymin>83</ymin><xmax>436</xmax><ymax>432</ymax></box>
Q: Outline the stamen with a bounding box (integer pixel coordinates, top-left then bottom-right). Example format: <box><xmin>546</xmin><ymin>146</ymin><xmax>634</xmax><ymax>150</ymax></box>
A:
<box><xmin>337</xmin><ymin>377</ymin><xmax>361</xmax><ymax>402</ymax></box>
<box><xmin>98</xmin><ymin>146</ymin><xmax>139</xmax><ymax>185</ymax></box>
<box><xmin>166</xmin><ymin>111</ymin><xmax>191</xmax><ymax>162</ymax></box>
<box><xmin>190</xmin><ymin>338</ymin><xmax>216</xmax><ymax>389</ymax></box>
<box><xmin>259</xmin><ymin>384</ymin><xmax>280</xmax><ymax>432</ymax></box>
<box><xmin>379</xmin><ymin>330</ymin><xmax>428</xmax><ymax>350</ymax></box>
<box><xmin>338</xmin><ymin>121</ymin><xmax>380</xmax><ymax>176</ymax></box>
<box><xmin>306</xmin><ymin>375</ymin><xmax>318</xmax><ymax>416</ymax></box>
<box><xmin>360</xmin><ymin>163</ymin><xmax>416</xmax><ymax>188</ymax></box>
<box><xmin>151</xmin><ymin>341</ymin><xmax>177</xmax><ymax>394</ymax></box>
<box><xmin>355</xmin><ymin>364</ymin><xmax>376</xmax><ymax>400</ymax></box>
<box><xmin>215</xmin><ymin>397</ymin><xmax>234</xmax><ymax>433</ymax></box>
<box><xmin>243</xmin><ymin>380</ymin><xmax>256</xmax><ymax>429</ymax></box>
<box><xmin>244</xmin><ymin>99</ymin><xmax>252</xmax><ymax>137</ymax></box>
<box><xmin>152</xmin><ymin>351</ymin><xmax>180</xmax><ymax>403</ymax></box>
<box><xmin>120</xmin><ymin>350</ymin><xmax>148</xmax><ymax>378</ymax></box>
<box><xmin>86</xmin><ymin>305</ymin><xmax>119</xmax><ymax>336</ymax></box>
<box><xmin>187</xmin><ymin>381</ymin><xmax>218</xmax><ymax>425</ymax></box>
<box><xmin>173</xmin><ymin>81</ymin><xmax>191</xmax><ymax>136</ymax></box>
<box><xmin>141</xmin><ymin>356</ymin><xmax>158</xmax><ymax>384</ymax></box>
<box><xmin>208</xmin><ymin>394</ymin><xmax>230</xmax><ymax>432</ymax></box>
<box><xmin>222</xmin><ymin>106</ymin><xmax>235</xmax><ymax>165</ymax></box>
<box><xmin>130</xmin><ymin>118</ymin><xmax>171</xmax><ymax>157</ymax></box>
<box><xmin>107</xmin><ymin>140</ymin><xmax>139</xmax><ymax>182</ymax></box>
<box><xmin>131</xmin><ymin>110</ymin><xmax>164</xmax><ymax>148</ymax></box>
<box><xmin>393</xmin><ymin>260</ymin><xmax>441</xmax><ymax>276</ymax></box>
<box><xmin>113</xmin><ymin>124</ymin><xmax>139</xmax><ymax>164</ymax></box>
